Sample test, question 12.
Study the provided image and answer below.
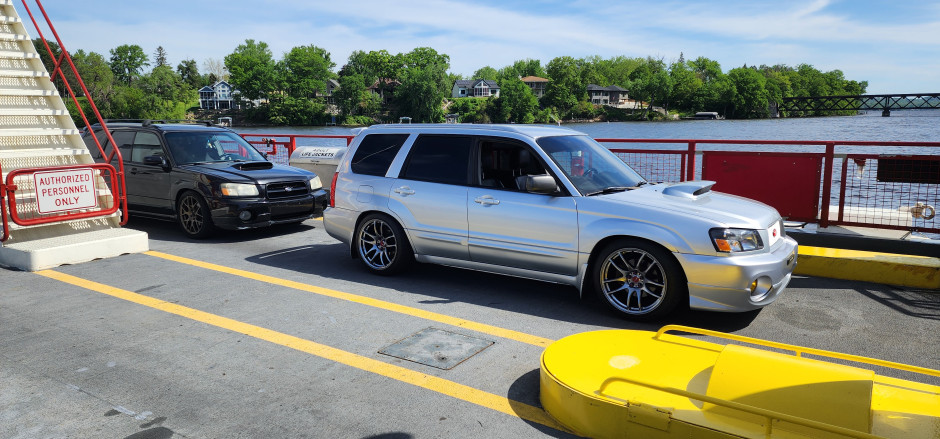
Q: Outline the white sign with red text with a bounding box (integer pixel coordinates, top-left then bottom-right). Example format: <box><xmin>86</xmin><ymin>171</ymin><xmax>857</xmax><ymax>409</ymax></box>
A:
<box><xmin>34</xmin><ymin>168</ymin><xmax>98</xmax><ymax>214</ymax></box>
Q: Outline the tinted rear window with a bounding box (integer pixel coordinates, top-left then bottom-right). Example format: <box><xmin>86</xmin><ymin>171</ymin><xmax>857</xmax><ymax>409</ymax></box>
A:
<box><xmin>350</xmin><ymin>134</ymin><xmax>409</xmax><ymax>176</ymax></box>
<box><xmin>400</xmin><ymin>135</ymin><xmax>472</xmax><ymax>185</ymax></box>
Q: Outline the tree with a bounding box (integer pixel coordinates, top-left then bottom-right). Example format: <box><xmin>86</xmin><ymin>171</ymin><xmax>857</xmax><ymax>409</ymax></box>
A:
<box><xmin>395</xmin><ymin>64</ymin><xmax>448</xmax><ymax>122</ymax></box>
<box><xmin>629</xmin><ymin>57</ymin><xmax>671</xmax><ymax>114</ymax></box>
<box><xmin>669</xmin><ymin>58</ymin><xmax>701</xmax><ymax>113</ymax></box>
<box><xmin>335</xmin><ymin>73</ymin><xmax>367</xmax><ymax>116</ymax></box>
<box><xmin>176</xmin><ymin>59</ymin><xmax>202</xmax><ymax>89</ymax></box>
<box><xmin>494</xmin><ymin>76</ymin><xmax>537</xmax><ymax>123</ymax></box>
<box><xmin>72</xmin><ymin>50</ymin><xmax>114</xmax><ymax>103</ymax></box>
<box><xmin>154</xmin><ymin>46</ymin><xmax>168</xmax><ymax>68</ymax></box>
<box><xmin>224</xmin><ymin>39</ymin><xmax>277</xmax><ymax>102</ymax></box>
<box><xmin>109</xmin><ymin>44</ymin><xmax>149</xmax><ymax>85</ymax></box>
<box><xmin>202</xmin><ymin>57</ymin><xmax>228</xmax><ymax>81</ymax></box>
<box><xmin>543</xmin><ymin>56</ymin><xmax>582</xmax><ymax>113</ymax></box>
<box><xmin>728</xmin><ymin>67</ymin><xmax>768</xmax><ymax>118</ymax></box>
<box><xmin>280</xmin><ymin>44</ymin><xmax>335</xmax><ymax>99</ymax></box>
<box><xmin>497</xmin><ymin>59</ymin><xmax>546</xmax><ymax>80</ymax></box>
<box><xmin>472</xmin><ymin>66</ymin><xmax>498</xmax><ymax>80</ymax></box>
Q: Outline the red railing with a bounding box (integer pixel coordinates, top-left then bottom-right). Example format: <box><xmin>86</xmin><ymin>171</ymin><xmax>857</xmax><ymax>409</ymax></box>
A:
<box><xmin>598</xmin><ymin>138</ymin><xmax>940</xmax><ymax>234</ymax></box>
<box><xmin>250</xmin><ymin>133</ymin><xmax>938</xmax><ymax>235</ymax></box>
<box><xmin>0</xmin><ymin>1</ymin><xmax>128</xmax><ymax>241</ymax></box>
<box><xmin>240</xmin><ymin>134</ymin><xmax>354</xmax><ymax>164</ymax></box>
<box><xmin>2</xmin><ymin>163</ymin><xmax>119</xmax><ymax>227</ymax></box>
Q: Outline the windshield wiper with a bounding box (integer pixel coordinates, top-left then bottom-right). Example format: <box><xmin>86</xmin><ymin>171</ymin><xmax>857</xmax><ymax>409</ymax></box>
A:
<box><xmin>584</xmin><ymin>186</ymin><xmax>631</xmax><ymax>197</ymax></box>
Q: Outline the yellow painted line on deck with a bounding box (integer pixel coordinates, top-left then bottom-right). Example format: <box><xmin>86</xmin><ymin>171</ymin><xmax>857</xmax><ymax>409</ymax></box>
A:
<box><xmin>144</xmin><ymin>250</ymin><xmax>554</xmax><ymax>348</ymax></box>
<box><xmin>35</xmin><ymin>269</ymin><xmax>569</xmax><ymax>433</ymax></box>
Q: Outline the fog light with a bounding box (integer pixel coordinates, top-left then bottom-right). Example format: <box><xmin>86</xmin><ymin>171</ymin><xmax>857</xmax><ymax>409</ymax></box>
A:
<box><xmin>238</xmin><ymin>210</ymin><xmax>252</xmax><ymax>222</ymax></box>
<box><xmin>749</xmin><ymin>276</ymin><xmax>773</xmax><ymax>301</ymax></box>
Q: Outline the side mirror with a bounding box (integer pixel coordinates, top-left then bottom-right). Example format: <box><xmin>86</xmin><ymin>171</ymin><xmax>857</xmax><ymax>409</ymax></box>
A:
<box><xmin>143</xmin><ymin>155</ymin><xmax>169</xmax><ymax>170</ymax></box>
<box><xmin>524</xmin><ymin>175</ymin><xmax>558</xmax><ymax>194</ymax></box>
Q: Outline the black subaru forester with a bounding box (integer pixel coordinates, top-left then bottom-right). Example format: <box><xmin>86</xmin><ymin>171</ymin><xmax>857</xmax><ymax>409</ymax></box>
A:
<box><xmin>83</xmin><ymin>120</ymin><xmax>328</xmax><ymax>238</ymax></box>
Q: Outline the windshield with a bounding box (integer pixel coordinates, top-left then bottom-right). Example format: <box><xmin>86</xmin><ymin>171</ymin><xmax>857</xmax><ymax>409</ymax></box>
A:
<box><xmin>536</xmin><ymin>135</ymin><xmax>646</xmax><ymax>195</ymax></box>
<box><xmin>165</xmin><ymin>131</ymin><xmax>267</xmax><ymax>164</ymax></box>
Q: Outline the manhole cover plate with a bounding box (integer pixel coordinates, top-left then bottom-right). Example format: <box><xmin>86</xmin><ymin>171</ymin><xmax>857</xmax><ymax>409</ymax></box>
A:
<box><xmin>379</xmin><ymin>327</ymin><xmax>495</xmax><ymax>370</ymax></box>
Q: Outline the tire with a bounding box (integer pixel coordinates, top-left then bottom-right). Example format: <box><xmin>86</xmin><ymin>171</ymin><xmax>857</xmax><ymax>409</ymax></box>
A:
<box><xmin>177</xmin><ymin>191</ymin><xmax>215</xmax><ymax>239</ymax></box>
<box><xmin>355</xmin><ymin>213</ymin><xmax>413</xmax><ymax>275</ymax></box>
<box><xmin>592</xmin><ymin>238</ymin><xmax>686</xmax><ymax>321</ymax></box>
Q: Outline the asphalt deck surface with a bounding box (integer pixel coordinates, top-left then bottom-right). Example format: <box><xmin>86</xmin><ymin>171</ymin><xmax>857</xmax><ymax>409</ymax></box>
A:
<box><xmin>2</xmin><ymin>218</ymin><xmax>939</xmax><ymax>439</ymax></box>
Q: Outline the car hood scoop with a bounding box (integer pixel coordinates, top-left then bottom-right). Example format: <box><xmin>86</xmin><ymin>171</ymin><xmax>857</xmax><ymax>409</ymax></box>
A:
<box><xmin>232</xmin><ymin>161</ymin><xmax>274</xmax><ymax>171</ymax></box>
<box><xmin>662</xmin><ymin>180</ymin><xmax>715</xmax><ymax>199</ymax></box>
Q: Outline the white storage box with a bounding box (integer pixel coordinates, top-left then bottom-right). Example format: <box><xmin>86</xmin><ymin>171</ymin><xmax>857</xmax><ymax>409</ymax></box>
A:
<box><xmin>289</xmin><ymin>146</ymin><xmax>347</xmax><ymax>178</ymax></box>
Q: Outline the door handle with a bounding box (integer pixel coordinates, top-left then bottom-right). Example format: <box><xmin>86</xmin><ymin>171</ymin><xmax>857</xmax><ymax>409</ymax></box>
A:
<box><xmin>474</xmin><ymin>196</ymin><xmax>500</xmax><ymax>206</ymax></box>
<box><xmin>394</xmin><ymin>186</ymin><xmax>415</xmax><ymax>196</ymax></box>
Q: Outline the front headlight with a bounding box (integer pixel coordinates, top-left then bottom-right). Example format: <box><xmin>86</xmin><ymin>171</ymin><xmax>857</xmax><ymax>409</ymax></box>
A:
<box><xmin>220</xmin><ymin>182</ymin><xmax>259</xmax><ymax>197</ymax></box>
<box><xmin>709</xmin><ymin>228</ymin><xmax>763</xmax><ymax>252</ymax></box>
<box><xmin>309</xmin><ymin>175</ymin><xmax>322</xmax><ymax>190</ymax></box>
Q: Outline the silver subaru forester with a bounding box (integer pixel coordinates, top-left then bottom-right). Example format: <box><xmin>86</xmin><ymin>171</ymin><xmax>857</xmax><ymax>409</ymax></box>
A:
<box><xmin>323</xmin><ymin>124</ymin><xmax>797</xmax><ymax>320</ymax></box>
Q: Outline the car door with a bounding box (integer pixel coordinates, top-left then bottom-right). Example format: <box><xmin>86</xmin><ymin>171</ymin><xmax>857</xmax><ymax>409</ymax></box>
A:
<box><xmin>467</xmin><ymin>139</ymin><xmax>579</xmax><ymax>276</ymax></box>
<box><xmin>125</xmin><ymin>130</ymin><xmax>173</xmax><ymax>214</ymax></box>
<box><xmin>386</xmin><ymin>135</ymin><xmax>472</xmax><ymax>261</ymax></box>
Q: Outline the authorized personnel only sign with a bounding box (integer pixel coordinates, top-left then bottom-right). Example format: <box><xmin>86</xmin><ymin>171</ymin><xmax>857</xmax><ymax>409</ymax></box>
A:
<box><xmin>33</xmin><ymin>168</ymin><xmax>98</xmax><ymax>214</ymax></box>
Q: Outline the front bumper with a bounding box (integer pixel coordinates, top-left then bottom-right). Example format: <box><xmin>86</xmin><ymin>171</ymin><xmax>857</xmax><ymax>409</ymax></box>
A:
<box><xmin>675</xmin><ymin>236</ymin><xmax>798</xmax><ymax>312</ymax></box>
<box><xmin>209</xmin><ymin>188</ymin><xmax>329</xmax><ymax>230</ymax></box>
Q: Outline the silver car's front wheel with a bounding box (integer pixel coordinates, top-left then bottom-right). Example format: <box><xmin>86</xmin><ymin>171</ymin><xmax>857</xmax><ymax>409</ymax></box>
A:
<box><xmin>355</xmin><ymin>214</ymin><xmax>413</xmax><ymax>275</ymax></box>
<box><xmin>593</xmin><ymin>239</ymin><xmax>685</xmax><ymax>320</ymax></box>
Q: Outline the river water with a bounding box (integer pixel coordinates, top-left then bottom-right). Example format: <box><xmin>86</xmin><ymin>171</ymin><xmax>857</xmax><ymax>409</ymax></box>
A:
<box><xmin>235</xmin><ymin>109</ymin><xmax>940</xmax><ymax>149</ymax></box>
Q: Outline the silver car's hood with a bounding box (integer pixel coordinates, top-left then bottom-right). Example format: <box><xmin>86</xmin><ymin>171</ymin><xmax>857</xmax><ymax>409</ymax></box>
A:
<box><xmin>582</xmin><ymin>181</ymin><xmax>781</xmax><ymax>229</ymax></box>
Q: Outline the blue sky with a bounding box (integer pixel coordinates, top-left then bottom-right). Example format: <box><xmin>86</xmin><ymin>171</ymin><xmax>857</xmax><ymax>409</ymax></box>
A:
<box><xmin>23</xmin><ymin>0</ymin><xmax>940</xmax><ymax>94</ymax></box>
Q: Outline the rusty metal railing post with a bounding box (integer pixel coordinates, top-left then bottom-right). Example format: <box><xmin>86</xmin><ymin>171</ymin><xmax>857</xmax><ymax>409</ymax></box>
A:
<box><xmin>819</xmin><ymin>142</ymin><xmax>836</xmax><ymax>228</ymax></box>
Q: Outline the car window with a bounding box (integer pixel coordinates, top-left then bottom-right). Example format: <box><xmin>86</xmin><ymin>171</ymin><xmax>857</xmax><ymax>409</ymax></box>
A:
<box><xmin>350</xmin><ymin>134</ymin><xmax>409</xmax><ymax>176</ymax></box>
<box><xmin>111</xmin><ymin>130</ymin><xmax>136</xmax><ymax>163</ymax></box>
<box><xmin>165</xmin><ymin>131</ymin><xmax>266</xmax><ymax>164</ymax></box>
<box><xmin>478</xmin><ymin>139</ymin><xmax>550</xmax><ymax>191</ymax></box>
<box><xmin>400</xmin><ymin>135</ymin><xmax>472</xmax><ymax>186</ymax></box>
<box><xmin>83</xmin><ymin>129</ymin><xmax>112</xmax><ymax>159</ymax></box>
<box><xmin>537</xmin><ymin>135</ymin><xmax>646</xmax><ymax>195</ymax></box>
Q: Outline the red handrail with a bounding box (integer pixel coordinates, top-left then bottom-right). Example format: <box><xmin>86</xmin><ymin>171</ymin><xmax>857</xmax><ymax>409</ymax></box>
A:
<box><xmin>3</xmin><ymin>164</ymin><xmax>120</xmax><ymax>227</ymax></box>
<box><xmin>19</xmin><ymin>0</ymin><xmax>128</xmax><ymax>225</ymax></box>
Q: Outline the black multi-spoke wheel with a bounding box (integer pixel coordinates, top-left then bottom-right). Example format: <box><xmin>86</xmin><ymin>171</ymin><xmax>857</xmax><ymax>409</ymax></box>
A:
<box><xmin>355</xmin><ymin>214</ymin><xmax>412</xmax><ymax>275</ymax></box>
<box><xmin>592</xmin><ymin>239</ymin><xmax>685</xmax><ymax>320</ymax></box>
<box><xmin>177</xmin><ymin>191</ymin><xmax>215</xmax><ymax>239</ymax></box>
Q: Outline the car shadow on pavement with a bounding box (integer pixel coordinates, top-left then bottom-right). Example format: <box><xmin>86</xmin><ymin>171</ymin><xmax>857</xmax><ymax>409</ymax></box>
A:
<box><xmin>239</xmin><ymin>235</ymin><xmax>766</xmax><ymax>332</ymax></box>
<box><xmin>125</xmin><ymin>216</ymin><xmax>318</xmax><ymax>244</ymax></box>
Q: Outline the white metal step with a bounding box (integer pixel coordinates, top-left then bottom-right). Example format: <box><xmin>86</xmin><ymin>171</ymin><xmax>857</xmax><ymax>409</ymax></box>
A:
<box><xmin>0</xmin><ymin>32</ymin><xmax>28</xmax><ymax>41</ymax></box>
<box><xmin>0</xmin><ymin>88</ymin><xmax>57</xmax><ymax>96</ymax></box>
<box><xmin>0</xmin><ymin>147</ymin><xmax>89</xmax><ymax>159</ymax></box>
<box><xmin>0</xmin><ymin>69</ymin><xmax>49</xmax><ymax>78</ymax></box>
<box><xmin>0</xmin><ymin>16</ymin><xmax>21</xmax><ymax>24</ymax></box>
<box><xmin>0</xmin><ymin>0</ymin><xmax>14</xmax><ymax>6</ymax></box>
<box><xmin>0</xmin><ymin>127</ymin><xmax>80</xmax><ymax>137</ymax></box>
<box><xmin>0</xmin><ymin>50</ymin><xmax>39</xmax><ymax>59</ymax></box>
<box><xmin>0</xmin><ymin>108</ymin><xmax>69</xmax><ymax>116</ymax></box>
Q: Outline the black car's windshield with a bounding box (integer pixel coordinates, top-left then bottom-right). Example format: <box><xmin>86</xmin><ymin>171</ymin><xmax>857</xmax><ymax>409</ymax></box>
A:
<box><xmin>165</xmin><ymin>131</ymin><xmax>267</xmax><ymax>164</ymax></box>
<box><xmin>536</xmin><ymin>135</ymin><xmax>646</xmax><ymax>196</ymax></box>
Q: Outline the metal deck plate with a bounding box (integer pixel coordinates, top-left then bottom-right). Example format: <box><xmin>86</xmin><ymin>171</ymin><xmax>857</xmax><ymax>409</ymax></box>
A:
<box><xmin>379</xmin><ymin>327</ymin><xmax>494</xmax><ymax>370</ymax></box>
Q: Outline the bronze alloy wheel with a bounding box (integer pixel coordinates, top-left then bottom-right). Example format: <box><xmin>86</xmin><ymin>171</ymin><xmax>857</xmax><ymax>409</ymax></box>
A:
<box><xmin>594</xmin><ymin>239</ymin><xmax>683</xmax><ymax>320</ymax></box>
<box><xmin>177</xmin><ymin>192</ymin><xmax>214</xmax><ymax>239</ymax></box>
<box><xmin>355</xmin><ymin>214</ymin><xmax>412</xmax><ymax>275</ymax></box>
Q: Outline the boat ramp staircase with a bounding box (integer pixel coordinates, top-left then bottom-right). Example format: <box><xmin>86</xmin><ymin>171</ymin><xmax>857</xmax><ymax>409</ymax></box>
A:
<box><xmin>0</xmin><ymin>0</ymin><xmax>147</xmax><ymax>271</ymax></box>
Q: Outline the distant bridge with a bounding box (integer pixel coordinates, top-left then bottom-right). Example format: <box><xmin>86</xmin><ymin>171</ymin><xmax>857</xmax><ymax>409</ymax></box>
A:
<box><xmin>777</xmin><ymin>93</ymin><xmax>940</xmax><ymax>116</ymax></box>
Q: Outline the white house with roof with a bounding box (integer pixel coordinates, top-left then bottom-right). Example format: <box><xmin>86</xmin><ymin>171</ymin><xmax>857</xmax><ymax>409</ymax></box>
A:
<box><xmin>451</xmin><ymin>79</ymin><xmax>500</xmax><ymax>98</ymax></box>
<box><xmin>198</xmin><ymin>80</ymin><xmax>240</xmax><ymax>110</ymax></box>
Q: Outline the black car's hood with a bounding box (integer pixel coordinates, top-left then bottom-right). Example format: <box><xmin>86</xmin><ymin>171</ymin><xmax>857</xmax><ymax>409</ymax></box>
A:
<box><xmin>181</xmin><ymin>161</ymin><xmax>315</xmax><ymax>183</ymax></box>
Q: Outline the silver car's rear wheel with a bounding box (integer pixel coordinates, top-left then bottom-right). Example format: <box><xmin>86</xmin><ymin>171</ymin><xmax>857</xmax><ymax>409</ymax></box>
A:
<box><xmin>356</xmin><ymin>214</ymin><xmax>412</xmax><ymax>275</ymax></box>
<box><xmin>593</xmin><ymin>239</ymin><xmax>684</xmax><ymax>320</ymax></box>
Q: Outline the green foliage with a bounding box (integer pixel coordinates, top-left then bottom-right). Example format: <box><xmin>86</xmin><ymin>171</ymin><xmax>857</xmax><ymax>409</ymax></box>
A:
<box><xmin>280</xmin><ymin>45</ymin><xmax>335</xmax><ymax>99</ymax></box>
<box><xmin>472</xmin><ymin>66</ymin><xmax>498</xmax><ymax>80</ymax></box>
<box><xmin>336</xmin><ymin>73</ymin><xmax>367</xmax><ymax>116</ymax></box>
<box><xmin>727</xmin><ymin>67</ymin><xmax>768</xmax><ymax>118</ymax></box>
<box><xmin>109</xmin><ymin>44</ymin><xmax>149</xmax><ymax>85</ymax></box>
<box><xmin>176</xmin><ymin>59</ymin><xmax>202</xmax><ymax>89</ymax></box>
<box><xmin>224</xmin><ymin>39</ymin><xmax>277</xmax><ymax>101</ymax></box>
<box><xmin>493</xmin><ymin>76</ymin><xmax>538</xmax><ymax>123</ymax></box>
<box><xmin>154</xmin><ymin>46</ymin><xmax>168</xmax><ymax>68</ymax></box>
<box><xmin>543</xmin><ymin>56</ymin><xmax>583</xmax><ymax>113</ymax></box>
<box><xmin>393</xmin><ymin>47</ymin><xmax>450</xmax><ymax>123</ymax></box>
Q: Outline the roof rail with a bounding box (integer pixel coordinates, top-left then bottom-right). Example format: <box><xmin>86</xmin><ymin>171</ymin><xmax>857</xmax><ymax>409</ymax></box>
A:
<box><xmin>99</xmin><ymin>119</ymin><xmax>216</xmax><ymax>127</ymax></box>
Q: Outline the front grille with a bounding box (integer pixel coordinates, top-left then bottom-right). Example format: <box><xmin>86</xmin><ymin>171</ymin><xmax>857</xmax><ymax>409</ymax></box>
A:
<box><xmin>266</xmin><ymin>181</ymin><xmax>309</xmax><ymax>199</ymax></box>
